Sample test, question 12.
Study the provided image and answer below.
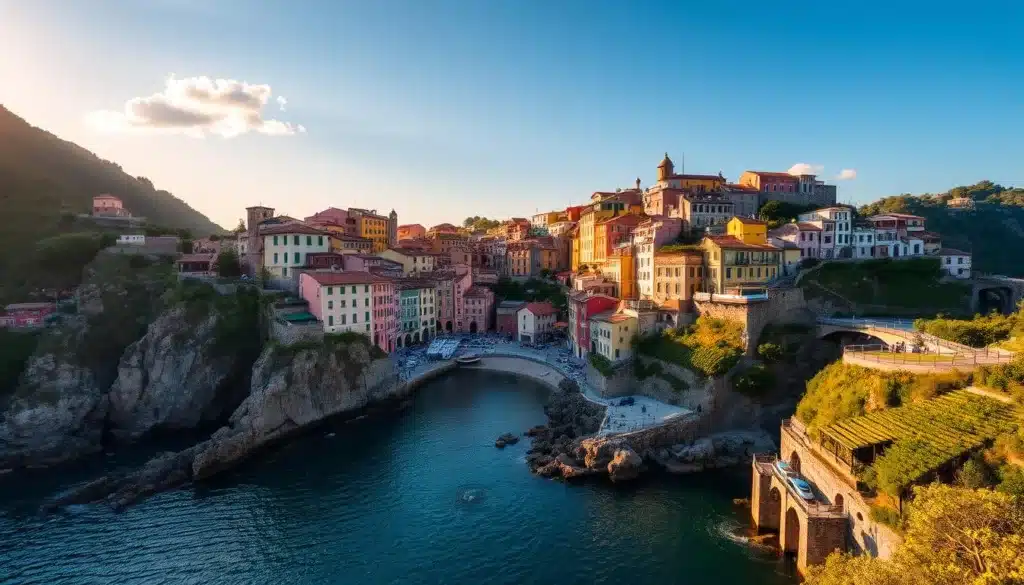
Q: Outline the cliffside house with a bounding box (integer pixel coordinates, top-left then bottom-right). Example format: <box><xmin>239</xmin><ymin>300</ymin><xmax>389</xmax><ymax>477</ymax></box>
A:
<box><xmin>567</xmin><ymin>292</ymin><xmax>619</xmax><ymax>359</ymax></box>
<box><xmin>377</xmin><ymin>248</ymin><xmax>437</xmax><ymax>276</ymax></box>
<box><xmin>0</xmin><ymin>302</ymin><xmax>56</xmax><ymax>328</ymax></box>
<box><xmin>589</xmin><ymin>311</ymin><xmax>636</xmax><ymax>362</ymax></box>
<box><xmin>262</xmin><ymin>223</ymin><xmax>331</xmax><ymax>279</ymax></box>
<box><xmin>939</xmin><ymin>248</ymin><xmax>972</xmax><ymax>278</ymax></box>
<box><xmin>298</xmin><ymin>271</ymin><xmax>397</xmax><ymax>353</ymax></box>
<box><xmin>92</xmin><ymin>194</ymin><xmax>131</xmax><ymax>217</ymax></box>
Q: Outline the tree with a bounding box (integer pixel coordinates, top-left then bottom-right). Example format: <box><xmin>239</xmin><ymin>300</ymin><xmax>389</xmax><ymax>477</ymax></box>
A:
<box><xmin>955</xmin><ymin>456</ymin><xmax>996</xmax><ymax>489</ymax></box>
<box><xmin>806</xmin><ymin>484</ymin><xmax>1024</xmax><ymax>585</ymax></box>
<box><xmin>214</xmin><ymin>248</ymin><xmax>242</xmax><ymax>278</ymax></box>
<box><xmin>757</xmin><ymin>342</ymin><xmax>784</xmax><ymax>362</ymax></box>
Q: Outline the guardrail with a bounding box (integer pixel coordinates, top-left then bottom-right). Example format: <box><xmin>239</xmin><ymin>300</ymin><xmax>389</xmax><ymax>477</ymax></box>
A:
<box><xmin>843</xmin><ymin>344</ymin><xmax>1013</xmax><ymax>367</ymax></box>
<box><xmin>755</xmin><ymin>452</ymin><xmax>845</xmax><ymax>517</ymax></box>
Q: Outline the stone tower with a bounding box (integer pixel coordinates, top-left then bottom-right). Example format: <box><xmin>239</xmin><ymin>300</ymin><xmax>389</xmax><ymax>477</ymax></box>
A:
<box><xmin>388</xmin><ymin>209</ymin><xmax>398</xmax><ymax>247</ymax></box>
<box><xmin>657</xmin><ymin>153</ymin><xmax>674</xmax><ymax>183</ymax></box>
<box><xmin>245</xmin><ymin>205</ymin><xmax>274</xmax><ymax>275</ymax></box>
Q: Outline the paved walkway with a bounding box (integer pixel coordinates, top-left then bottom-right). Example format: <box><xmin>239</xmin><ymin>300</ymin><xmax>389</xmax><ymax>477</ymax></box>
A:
<box><xmin>394</xmin><ymin>337</ymin><xmax>690</xmax><ymax>435</ymax></box>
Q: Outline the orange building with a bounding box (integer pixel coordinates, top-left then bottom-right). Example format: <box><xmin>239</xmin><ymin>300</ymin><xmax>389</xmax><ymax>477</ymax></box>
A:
<box><xmin>398</xmin><ymin>224</ymin><xmax>426</xmax><ymax>240</ymax></box>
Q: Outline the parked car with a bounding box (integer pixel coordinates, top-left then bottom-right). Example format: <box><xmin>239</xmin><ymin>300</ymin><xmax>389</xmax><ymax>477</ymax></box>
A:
<box><xmin>774</xmin><ymin>460</ymin><xmax>796</xmax><ymax>477</ymax></box>
<box><xmin>788</xmin><ymin>476</ymin><xmax>815</xmax><ymax>501</ymax></box>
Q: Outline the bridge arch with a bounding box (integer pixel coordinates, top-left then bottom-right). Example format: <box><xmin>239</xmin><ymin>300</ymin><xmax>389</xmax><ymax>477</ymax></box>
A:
<box><xmin>789</xmin><ymin>452</ymin><xmax>802</xmax><ymax>475</ymax></box>
<box><xmin>975</xmin><ymin>285</ymin><xmax>1014</xmax><ymax>315</ymax></box>
<box><xmin>834</xmin><ymin>493</ymin><xmax>845</xmax><ymax>512</ymax></box>
<box><xmin>783</xmin><ymin>508</ymin><xmax>801</xmax><ymax>555</ymax></box>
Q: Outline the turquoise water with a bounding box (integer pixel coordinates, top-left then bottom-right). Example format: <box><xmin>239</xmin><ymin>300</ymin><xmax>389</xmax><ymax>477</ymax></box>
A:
<box><xmin>0</xmin><ymin>370</ymin><xmax>795</xmax><ymax>584</ymax></box>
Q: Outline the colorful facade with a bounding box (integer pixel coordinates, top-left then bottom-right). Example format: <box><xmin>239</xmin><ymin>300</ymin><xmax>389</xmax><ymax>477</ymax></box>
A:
<box><xmin>702</xmin><ymin>235</ymin><xmax>782</xmax><ymax>294</ymax></box>
<box><xmin>589</xmin><ymin>311</ymin><xmax>636</xmax><ymax>362</ymax></box>
<box><xmin>92</xmin><ymin>194</ymin><xmax>130</xmax><ymax>217</ymax></box>
<box><xmin>0</xmin><ymin>302</ymin><xmax>56</xmax><ymax>328</ymax></box>
<box><xmin>298</xmin><ymin>271</ymin><xmax>396</xmax><ymax>353</ymax></box>
<box><xmin>396</xmin><ymin>278</ymin><xmax>436</xmax><ymax>346</ymax></box>
<box><xmin>397</xmin><ymin>224</ymin><xmax>426</xmax><ymax>240</ymax></box>
<box><xmin>652</xmin><ymin>250</ymin><xmax>704</xmax><ymax>311</ymax></box>
<box><xmin>567</xmin><ymin>292</ymin><xmax>618</xmax><ymax>359</ymax></box>
<box><xmin>768</xmin><ymin>222</ymin><xmax>823</xmax><ymax>260</ymax></box>
<box><xmin>727</xmin><ymin>217</ymin><xmax>769</xmax><ymax>245</ymax></box>
<box><xmin>496</xmin><ymin>300</ymin><xmax>527</xmax><ymax>338</ymax></box>
<box><xmin>377</xmin><ymin>248</ymin><xmax>437</xmax><ymax>275</ymax></box>
<box><xmin>464</xmin><ymin>286</ymin><xmax>494</xmax><ymax>333</ymax></box>
<box><xmin>517</xmin><ymin>302</ymin><xmax>558</xmax><ymax>343</ymax></box>
<box><xmin>261</xmin><ymin>223</ymin><xmax>331</xmax><ymax>278</ymax></box>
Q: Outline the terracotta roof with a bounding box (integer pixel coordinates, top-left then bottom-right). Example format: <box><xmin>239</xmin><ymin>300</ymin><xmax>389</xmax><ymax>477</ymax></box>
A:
<box><xmin>386</xmin><ymin>247</ymin><xmax>434</xmax><ymax>257</ymax></box>
<box><xmin>260</xmin><ymin>222</ymin><xmax>327</xmax><ymax>236</ymax></box>
<box><xmin>724</xmin><ymin>183</ymin><xmax>759</xmax><ymax>193</ymax></box>
<box><xmin>747</xmin><ymin>171</ymin><xmax>800</xmax><ymax>179</ymax></box>
<box><xmin>465</xmin><ymin>286</ymin><xmax>491</xmax><ymax>297</ymax></box>
<box><xmin>304</xmin><ymin>271</ymin><xmax>393</xmax><ymax>285</ymax></box>
<box><xmin>795</xmin><ymin>222</ymin><xmax>823</xmax><ymax>231</ymax></box>
<box><xmin>597</xmin><ymin>214</ymin><xmax>644</xmax><ymax>227</ymax></box>
<box><xmin>5</xmin><ymin>302</ymin><xmax>56</xmax><ymax>311</ymax></box>
<box><xmin>521</xmin><ymin>301</ymin><xmax>558</xmax><ymax>317</ymax></box>
<box><xmin>731</xmin><ymin>217</ymin><xmax>767</xmax><ymax>225</ymax></box>
<box><xmin>398</xmin><ymin>223</ymin><xmax>424</xmax><ymax>229</ymax></box>
<box><xmin>177</xmin><ymin>253</ymin><xmax>217</xmax><ymax>263</ymax></box>
<box><xmin>395</xmin><ymin>278</ymin><xmax>435</xmax><ymax>290</ymax></box>
<box><xmin>332</xmin><ymin>233</ymin><xmax>372</xmax><ymax>242</ymax></box>
<box><xmin>93</xmin><ymin>194</ymin><xmax>121</xmax><ymax>200</ymax></box>
<box><xmin>668</xmin><ymin>174</ymin><xmax>724</xmax><ymax>181</ymax></box>
<box><xmin>590</xmin><ymin>311</ymin><xmax>632</xmax><ymax>324</ymax></box>
<box><xmin>658</xmin><ymin>299</ymin><xmax>685</xmax><ymax>311</ymax></box>
<box><xmin>705</xmin><ymin>236</ymin><xmax>780</xmax><ymax>251</ymax></box>
<box><xmin>938</xmin><ymin>248</ymin><xmax>971</xmax><ymax>256</ymax></box>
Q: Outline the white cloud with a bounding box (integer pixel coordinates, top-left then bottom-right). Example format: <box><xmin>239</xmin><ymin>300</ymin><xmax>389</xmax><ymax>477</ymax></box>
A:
<box><xmin>836</xmin><ymin>169</ymin><xmax>858</xmax><ymax>180</ymax></box>
<box><xmin>86</xmin><ymin>75</ymin><xmax>305</xmax><ymax>138</ymax></box>
<box><xmin>787</xmin><ymin>163</ymin><xmax>824</xmax><ymax>176</ymax></box>
<box><xmin>276</xmin><ymin>96</ymin><xmax>287</xmax><ymax>111</ymax></box>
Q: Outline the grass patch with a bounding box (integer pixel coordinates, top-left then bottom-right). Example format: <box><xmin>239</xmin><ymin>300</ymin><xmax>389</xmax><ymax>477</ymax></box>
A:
<box><xmin>915</xmin><ymin>310</ymin><xmax>1019</xmax><ymax>348</ymax></box>
<box><xmin>855</xmin><ymin>351</ymin><xmax>963</xmax><ymax>363</ymax></box>
<box><xmin>636</xmin><ymin>317</ymin><xmax>744</xmax><ymax>377</ymax></box>
<box><xmin>633</xmin><ymin>358</ymin><xmax>688</xmax><ymax>391</ymax></box>
<box><xmin>588</xmin><ymin>352</ymin><xmax>614</xmax><ymax>377</ymax></box>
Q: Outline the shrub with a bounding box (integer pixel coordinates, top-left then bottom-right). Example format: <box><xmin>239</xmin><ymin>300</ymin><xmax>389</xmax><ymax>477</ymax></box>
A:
<box><xmin>635</xmin><ymin>317</ymin><xmax>744</xmax><ymax>377</ymax></box>
<box><xmin>955</xmin><ymin>455</ymin><xmax>996</xmax><ymax>489</ymax></box>
<box><xmin>914</xmin><ymin>312</ymin><xmax>1016</xmax><ymax>347</ymax></box>
<box><xmin>757</xmin><ymin>342</ymin><xmax>784</xmax><ymax>362</ymax></box>
<box><xmin>868</xmin><ymin>504</ymin><xmax>902</xmax><ymax>530</ymax></box>
<box><xmin>732</xmin><ymin>364</ymin><xmax>775</xmax><ymax>397</ymax></box>
<box><xmin>588</xmin><ymin>353</ymin><xmax>614</xmax><ymax>377</ymax></box>
<box><xmin>997</xmin><ymin>466</ymin><xmax>1024</xmax><ymax>497</ymax></box>
<box><xmin>558</xmin><ymin>378</ymin><xmax>579</xmax><ymax>393</ymax></box>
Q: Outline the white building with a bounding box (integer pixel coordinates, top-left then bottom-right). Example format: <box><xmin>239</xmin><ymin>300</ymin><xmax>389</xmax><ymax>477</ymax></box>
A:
<box><xmin>939</xmin><ymin>249</ymin><xmax>972</xmax><ymax>279</ymax></box>
<box><xmin>116</xmin><ymin>234</ymin><xmax>146</xmax><ymax>245</ymax></box>
<box><xmin>852</xmin><ymin>226</ymin><xmax>875</xmax><ymax>258</ymax></box>
<box><xmin>798</xmin><ymin>207</ymin><xmax>854</xmax><ymax>258</ymax></box>
<box><xmin>517</xmin><ymin>302</ymin><xmax>558</xmax><ymax>343</ymax></box>
<box><xmin>262</xmin><ymin>223</ymin><xmax>331</xmax><ymax>278</ymax></box>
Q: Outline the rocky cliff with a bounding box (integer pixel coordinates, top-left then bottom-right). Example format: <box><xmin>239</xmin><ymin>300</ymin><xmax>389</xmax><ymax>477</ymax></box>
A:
<box><xmin>0</xmin><ymin>253</ymin><xmax>172</xmax><ymax>467</ymax></box>
<box><xmin>107</xmin><ymin>284</ymin><xmax>265</xmax><ymax>441</ymax></box>
<box><xmin>192</xmin><ymin>337</ymin><xmax>396</xmax><ymax>479</ymax></box>
<box><xmin>0</xmin><ymin>264</ymin><xmax>266</xmax><ymax>469</ymax></box>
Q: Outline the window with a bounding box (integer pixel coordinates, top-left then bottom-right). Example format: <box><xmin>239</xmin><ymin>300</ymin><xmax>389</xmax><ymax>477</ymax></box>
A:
<box><xmin>328</xmin><ymin>316</ymin><xmax>334</xmax><ymax>326</ymax></box>
<box><xmin>328</xmin><ymin>301</ymin><xmax>333</xmax><ymax>309</ymax></box>
<box><xmin>615</xmin><ymin>349</ymin><xmax>620</xmax><ymax>359</ymax></box>
<box><xmin>353</xmin><ymin>314</ymin><xmax>358</xmax><ymax>323</ymax></box>
<box><xmin>327</xmin><ymin>287</ymin><xmax>333</xmax><ymax>295</ymax></box>
<box><xmin>365</xmin><ymin>285</ymin><xmax>370</xmax><ymax>293</ymax></box>
<box><xmin>958</xmin><ymin>257</ymin><xmax>964</xmax><ymax>264</ymax></box>
<box><xmin>726</xmin><ymin>267</ymin><xmax>732</xmax><ymax>278</ymax></box>
<box><xmin>273</xmin><ymin>235</ymin><xmax>278</xmax><ymax>245</ymax></box>
<box><xmin>273</xmin><ymin>253</ymin><xmax>278</xmax><ymax>263</ymax></box>
<box><xmin>318</xmin><ymin>236</ymin><xmax>323</xmax><ymax>246</ymax></box>
<box><xmin>293</xmin><ymin>235</ymin><xmax>299</xmax><ymax>245</ymax></box>
<box><xmin>341</xmin><ymin>300</ymin><xmax>346</xmax><ymax>308</ymax></box>
<box><xmin>365</xmin><ymin>311</ymin><xmax>370</xmax><ymax>322</ymax></box>
<box><xmin>351</xmin><ymin>286</ymin><xmax>357</xmax><ymax>293</ymax></box>
<box><xmin>366</xmin><ymin>324</ymin><xmax>370</xmax><ymax>332</ymax></box>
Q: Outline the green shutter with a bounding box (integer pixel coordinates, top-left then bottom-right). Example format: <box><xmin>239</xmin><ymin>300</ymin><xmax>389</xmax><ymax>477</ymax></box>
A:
<box><xmin>318</xmin><ymin>236</ymin><xmax>323</xmax><ymax>246</ymax></box>
<box><xmin>273</xmin><ymin>235</ymin><xmax>278</xmax><ymax>245</ymax></box>
<box><xmin>307</xmin><ymin>236</ymin><xmax>312</xmax><ymax>246</ymax></box>
<box><xmin>293</xmin><ymin>235</ymin><xmax>299</xmax><ymax>245</ymax></box>
<box><xmin>329</xmin><ymin>316</ymin><xmax>334</xmax><ymax>326</ymax></box>
<box><xmin>273</xmin><ymin>253</ymin><xmax>278</xmax><ymax>263</ymax></box>
<box><xmin>365</xmin><ymin>311</ymin><xmax>370</xmax><ymax>322</ymax></box>
<box><xmin>327</xmin><ymin>287</ymin><xmax>332</xmax><ymax>295</ymax></box>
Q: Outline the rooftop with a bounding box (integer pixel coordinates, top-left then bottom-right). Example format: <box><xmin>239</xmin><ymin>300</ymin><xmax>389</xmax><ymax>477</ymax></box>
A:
<box><xmin>731</xmin><ymin>216</ymin><xmax>767</xmax><ymax>225</ymax></box>
<box><xmin>304</xmin><ymin>271</ymin><xmax>394</xmax><ymax>286</ymax></box>
<box><xmin>705</xmin><ymin>235</ymin><xmax>780</xmax><ymax>251</ymax></box>
<box><xmin>937</xmin><ymin>248</ymin><xmax>972</xmax><ymax>256</ymax></box>
<box><xmin>522</xmin><ymin>301</ymin><xmax>558</xmax><ymax>316</ymax></box>
<box><xmin>590</xmin><ymin>311</ymin><xmax>633</xmax><ymax>324</ymax></box>
<box><xmin>260</xmin><ymin>222</ymin><xmax>327</xmax><ymax>236</ymax></box>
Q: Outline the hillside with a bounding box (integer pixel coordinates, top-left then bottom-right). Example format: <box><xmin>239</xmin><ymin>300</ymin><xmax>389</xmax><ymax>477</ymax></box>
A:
<box><xmin>0</xmin><ymin>105</ymin><xmax>225</xmax><ymax>275</ymax></box>
<box><xmin>859</xmin><ymin>180</ymin><xmax>1024</xmax><ymax>277</ymax></box>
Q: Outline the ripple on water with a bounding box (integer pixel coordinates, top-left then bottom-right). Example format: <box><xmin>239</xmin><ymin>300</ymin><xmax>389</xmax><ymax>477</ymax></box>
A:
<box><xmin>0</xmin><ymin>370</ymin><xmax>795</xmax><ymax>585</ymax></box>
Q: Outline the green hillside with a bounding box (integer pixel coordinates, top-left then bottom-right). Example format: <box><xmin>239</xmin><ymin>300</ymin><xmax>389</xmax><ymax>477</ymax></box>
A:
<box><xmin>859</xmin><ymin>180</ymin><xmax>1024</xmax><ymax>277</ymax></box>
<box><xmin>0</xmin><ymin>105</ymin><xmax>225</xmax><ymax>269</ymax></box>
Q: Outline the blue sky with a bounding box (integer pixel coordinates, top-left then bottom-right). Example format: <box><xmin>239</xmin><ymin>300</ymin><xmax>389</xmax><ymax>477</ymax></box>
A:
<box><xmin>3</xmin><ymin>0</ymin><xmax>1022</xmax><ymax>229</ymax></box>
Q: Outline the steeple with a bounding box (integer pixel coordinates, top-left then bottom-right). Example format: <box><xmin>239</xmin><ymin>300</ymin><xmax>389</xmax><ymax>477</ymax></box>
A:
<box><xmin>657</xmin><ymin>153</ymin><xmax>674</xmax><ymax>182</ymax></box>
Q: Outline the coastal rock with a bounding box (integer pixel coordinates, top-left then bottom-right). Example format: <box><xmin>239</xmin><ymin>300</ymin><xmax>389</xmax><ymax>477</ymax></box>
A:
<box><xmin>495</xmin><ymin>432</ymin><xmax>519</xmax><ymax>448</ymax></box>
<box><xmin>107</xmin><ymin>303</ymin><xmax>256</xmax><ymax>441</ymax></box>
<box><xmin>0</xmin><ymin>253</ymin><xmax>171</xmax><ymax>468</ymax></box>
<box><xmin>524</xmin><ymin>388</ymin><xmax>606</xmax><ymax>476</ymax></box>
<box><xmin>607</xmin><ymin>447</ymin><xmax>642</xmax><ymax>482</ymax></box>
<box><xmin>191</xmin><ymin>339</ymin><xmax>400</xmax><ymax>480</ymax></box>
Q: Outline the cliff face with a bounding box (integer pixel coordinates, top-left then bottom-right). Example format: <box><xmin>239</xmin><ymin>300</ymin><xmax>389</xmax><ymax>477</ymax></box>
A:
<box><xmin>192</xmin><ymin>338</ymin><xmax>398</xmax><ymax>479</ymax></box>
<box><xmin>106</xmin><ymin>305</ymin><xmax>248</xmax><ymax>440</ymax></box>
<box><xmin>0</xmin><ymin>253</ymin><xmax>172</xmax><ymax>467</ymax></box>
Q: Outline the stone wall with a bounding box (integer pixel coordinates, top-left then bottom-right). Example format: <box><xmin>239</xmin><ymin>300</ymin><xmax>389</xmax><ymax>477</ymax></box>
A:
<box><xmin>694</xmin><ymin>288</ymin><xmax>815</xmax><ymax>354</ymax></box>
<box><xmin>779</xmin><ymin>425</ymin><xmax>902</xmax><ymax>560</ymax></box>
<box><xmin>599</xmin><ymin>412</ymin><xmax>706</xmax><ymax>457</ymax></box>
<box><xmin>270</xmin><ymin>320</ymin><xmax>324</xmax><ymax>345</ymax></box>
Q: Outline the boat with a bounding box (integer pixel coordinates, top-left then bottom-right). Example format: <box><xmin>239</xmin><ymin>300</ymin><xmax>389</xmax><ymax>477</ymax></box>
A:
<box><xmin>455</xmin><ymin>354</ymin><xmax>481</xmax><ymax>365</ymax></box>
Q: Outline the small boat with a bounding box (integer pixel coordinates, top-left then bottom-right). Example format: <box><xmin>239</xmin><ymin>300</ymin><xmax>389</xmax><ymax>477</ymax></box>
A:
<box><xmin>456</xmin><ymin>355</ymin><xmax>481</xmax><ymax>365</ymax></box>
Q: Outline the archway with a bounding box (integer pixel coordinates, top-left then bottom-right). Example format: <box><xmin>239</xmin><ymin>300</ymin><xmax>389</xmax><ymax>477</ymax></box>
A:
<box><xmin>764</xmin><ymin>486</ymin><xmax>783</xmax><ymax>531</ymax></box>
<box><xmin>396</xmin><ymin>336</ymin><xmax>403</xmax><ymax>348</ymax></box>
<box><xmin>469</xmin><ymin>321</ymin><xmax>478</xmax><ymax>334</ymax></box>
<box><xmin>445</xmin><ymin>321</ymin><xmax>453</xmax><ymax>332</ymax></box>
<box><xmin>789</xmin><ymin>452</ymin><xmax>802</xmax><ymax>475</ymax></box>
<box><xmin>404</xmin><ymin>334</ymin><xmax>412</xmax><ymax>347</ymax></box>
<box><xmin>784</xmin><ymin>508</ymin><xmax>801</xmax><ymax>554</ymax></box>
<box><xmin>834</xmin><ymin>493</ymin><xmax>845</xmax><ymax>512</ymax></box>
<box><xmin>413</xmin><ymin>331</ymin><xmax>420</xmax><ymax>344</ymax></box>
<box><xmin>977</xmin><ymin>286</ymin><xmax>1013</xmax><ymax>315</ymax></box>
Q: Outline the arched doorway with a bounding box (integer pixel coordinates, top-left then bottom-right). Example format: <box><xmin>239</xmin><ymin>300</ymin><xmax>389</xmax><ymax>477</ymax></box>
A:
<box><xmin>469</xmin><ymin>321</ymin><xmax>478</xmax><ymax>334</ymax></box>
<box><xmin>834</xmin><ymin>493</ymin><xmax>844</xmax><ymax>512</ymax></box>
<box><xmin>445</xmin><ymin>321</ymin><xmax>453</xmax><ymax>332</ymax></box>
<box><xmin>396</xmin><ymin>336</ymin><xmax>403</xmax><ymax>348</ymax></box>
<box><xmin>764</xmin><ymin>486</ymin><xmax>783</xmax><ymax>531</ymax></box>
<box><xmin>789</xmin><ymin>452</ymin><xmax>802</xmax><ymax>475</ymax></box>
<box><xmin>784</xmin><ymin>508</ymin><xmax>801</xmax><ymax>555</ymax></box>
<box><xmin>413</xmin><ymin>331</ymin><xmax>420</xmax><ymax>344</ymax></box>
<box><xmin>404</xmin><ymin>334</ymin><xmax>412</xmax><ymax>347</ymax></box>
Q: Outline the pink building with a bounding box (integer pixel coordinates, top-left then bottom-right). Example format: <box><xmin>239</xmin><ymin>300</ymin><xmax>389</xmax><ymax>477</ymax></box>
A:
<box><xmin>567</xmin><ymin>292</ymin><xmax>618</xmax><ymax>359</ymax></box>
<box><xmin>298</xmin><ymin>271</ymin><xmax>397</xmax><ymax>353</ymax></box>
<box><xmin>768</xmin><ymin>222</ymin><xmax>823</xmax><ymax>259</ymax></box>
<box><xmin>92</xmin><ymin>194</ymin><xmax>130</xmax><ymax>217</ymax></box>
<box><xmin>0</xmin><ymin>302</ymin><xmax>56</xmax><ymax>328</ymax></box>
<box><xmin>433</xmin><ymin>264</ymin><xmax>472</xmax><ymax>333</ymax></box>
<box><xmin>633</xmin><ymin>216</ymin><xmax>683</xmax><ymax>247</ymax></box>
<box><xmin>463</xmin><ymin>286</ymin><xmax>494</xmax><ymax>333</ymax></box>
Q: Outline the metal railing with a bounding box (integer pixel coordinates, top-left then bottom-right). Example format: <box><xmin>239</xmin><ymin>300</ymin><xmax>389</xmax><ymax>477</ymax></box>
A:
<box><xmin>843</xmin><ymin>344</ymin><xmax>1014</xmax><ymax>367</ymax></box>
<box><xmin>756</xmin><ymin>452</ymin><xmax>846</xmax><ymax>517</ymax></box>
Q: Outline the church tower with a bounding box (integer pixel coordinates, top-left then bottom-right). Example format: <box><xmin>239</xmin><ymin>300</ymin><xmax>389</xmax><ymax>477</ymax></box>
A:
<box><xmin>657</xmin><ymin>153</ymin><xmax>675</xmax><ymax>183</ymax></box>
<box><xmin>388</xmin><ymin>209</ymin><xmax>398</xmax><ymax>247</ymax></box>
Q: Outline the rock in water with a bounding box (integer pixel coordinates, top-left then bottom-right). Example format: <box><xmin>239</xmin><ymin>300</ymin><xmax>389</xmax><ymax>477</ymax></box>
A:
<box><xmin>607</xmin><ymin>447</ymin><xmax>643</xmax><ymax>482</ymax></box>
<box><xmin>495</xmin><ymin>432</ymin><xmax>519</xmax><ymax>448</ymax></box>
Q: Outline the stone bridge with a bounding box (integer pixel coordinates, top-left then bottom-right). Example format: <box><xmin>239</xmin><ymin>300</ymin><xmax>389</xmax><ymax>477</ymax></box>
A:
<box><xmin>750</xmin><ymin>453</ymin><xmax>847</xmax><ymax>574</ymax></box>
<box><xmin>970</xmin><ymin>276</ymin><xmax>1024</xmax><ymax>315</ymax></box>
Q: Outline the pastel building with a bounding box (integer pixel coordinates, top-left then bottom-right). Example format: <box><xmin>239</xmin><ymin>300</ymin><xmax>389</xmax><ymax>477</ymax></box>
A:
<box><xmin>261</xmin><ymin>223</ymin><xmax>331</xmax><ymax>278</ymax></box>
<box><xmin>377</xmin><ymin>248</ymin><xmax>437</xmax><ymax>275</ymax></box>
<box><xmin>0</xmin><ymin>302</ymin><xmax>56</xmax><ymax>328</ymax></box>
<box><xmin>651</xmin><ymin>249</ymin><xmax>704</xmax><ymax>317</ymax></box>
<box><xmin>496</xmin><ymin>300</ymin><xmax>527</xmax><ymax>338</ymax></box>
<box><xmin>589</xmin><ymin>311</ymin><xmax>636</xmax><ymax>362</ymax></box>
<box><xmin>92</xmin><ymin>194</ymin><xmax>130</xmax><ymax>217</ymax></box>
<box><xmin>939</xmin><ymin>249</ymin><xmax>972</xmax><ymax>279</ymax></box>
<box><xmin>567</xmin><ymin>292</ymin><xmax>618</xmax><ymax>359</ymax></box>
<box><xmin>678</xmin><ymin>193</ymin><xmax>734</xmax><ymax>231</ymax></box>
<box><xmin>397</xmin><ymin>224</ymin><xmax>426</xmax><ymax>240</ymax></box>
<box><xmin>517</xmin><ymin>302</ymin><xmax>559</xmax><ymax>344</ymax></box>
<box><xmin>298</xmin><ymin>271</ymin><xmax>397</xmax><ymax>353</ymax></box>
<box><xmin>798</xmin><ymin>207</ymin><xmax>854</xmax><ymax>258</ymax></box>
<box><xmin>434</xmin><ymin>264</ymin><xmax>472</xmax><ymax>333</ymax></box>
<box><xmin>768</xmin><ymin>222</ymin><xmax>823</xmax><ymax>259</ymax></box>
<box><xmin>396</xmin><ymin>278</ymin><xmax>436</xmax><ymax>346</ymax></box>
<box><xmin>702</xmin><ymin>229</ymin><xmax>782</xmax><ymax>295</ymax></box>
<box><xmin>464</xmin><ymin>286</ymin><xmax>495</xmax><ymax>333</ymax></box>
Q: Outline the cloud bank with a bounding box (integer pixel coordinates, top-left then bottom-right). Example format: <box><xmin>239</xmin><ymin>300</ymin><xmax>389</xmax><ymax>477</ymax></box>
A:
<box><xmin>787</xmin><ymin>163</ymin><xmax>824</xmax><ymax>176</ymax></box>
<box><xmin>836</xmin><ymin>169</ymin><xmax>858</xmax><ymax>180</ymax></box>
<box><xmin>86</xmin><ymin>75</ymin><xmax>305</xmax><ymax>138</ymax></box>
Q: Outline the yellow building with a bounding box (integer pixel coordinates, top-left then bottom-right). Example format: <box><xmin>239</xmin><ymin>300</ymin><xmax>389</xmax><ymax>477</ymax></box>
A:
<box><xmin>577</xmin><ymin>199</ymin><xmax>628</xmax><ymax>269</ymax></box>
<box><xmin>376</xmin><ymin>248</ymin><xmax>436</xmax><ymax>276</ymax></box>
<box><xmin>570</xmin><ymin>227</ymin><xmax>581</xmax><ymax>271</ymax></box>
<box><xmin>589</xmin><ymin>311</ymin><xmax>636</xmax><ymax>362</ymax></box>
<box><xmin>600</xmin><ymin>249</ymin><xmax>637</xmax><ymax>300</ymax></box>
<box><xmin>726</xmin><ymin>216</ymin><xmax>769</xmax><ymax>245</ymax></box>
<box><xmin>656</xmin><ymin>153</ymin><xmax>726</xmax><ymax>192</ymax></box>
<box><xmin>652</xmin><ymin>250</ymin><xmax>704</xmax><ymax>308</ymax></box>
<box><xmin>702</xmin><ymin>235</ymin><xmax>782</xmax><ymax>294</ymax></box>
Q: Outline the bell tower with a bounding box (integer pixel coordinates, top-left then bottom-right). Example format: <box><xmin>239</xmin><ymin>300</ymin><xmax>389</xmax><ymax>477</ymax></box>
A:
<box><xmin>657</xmin><ymin>153</ymin><xmax>674</xmax><ymax>183</ymax></box>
